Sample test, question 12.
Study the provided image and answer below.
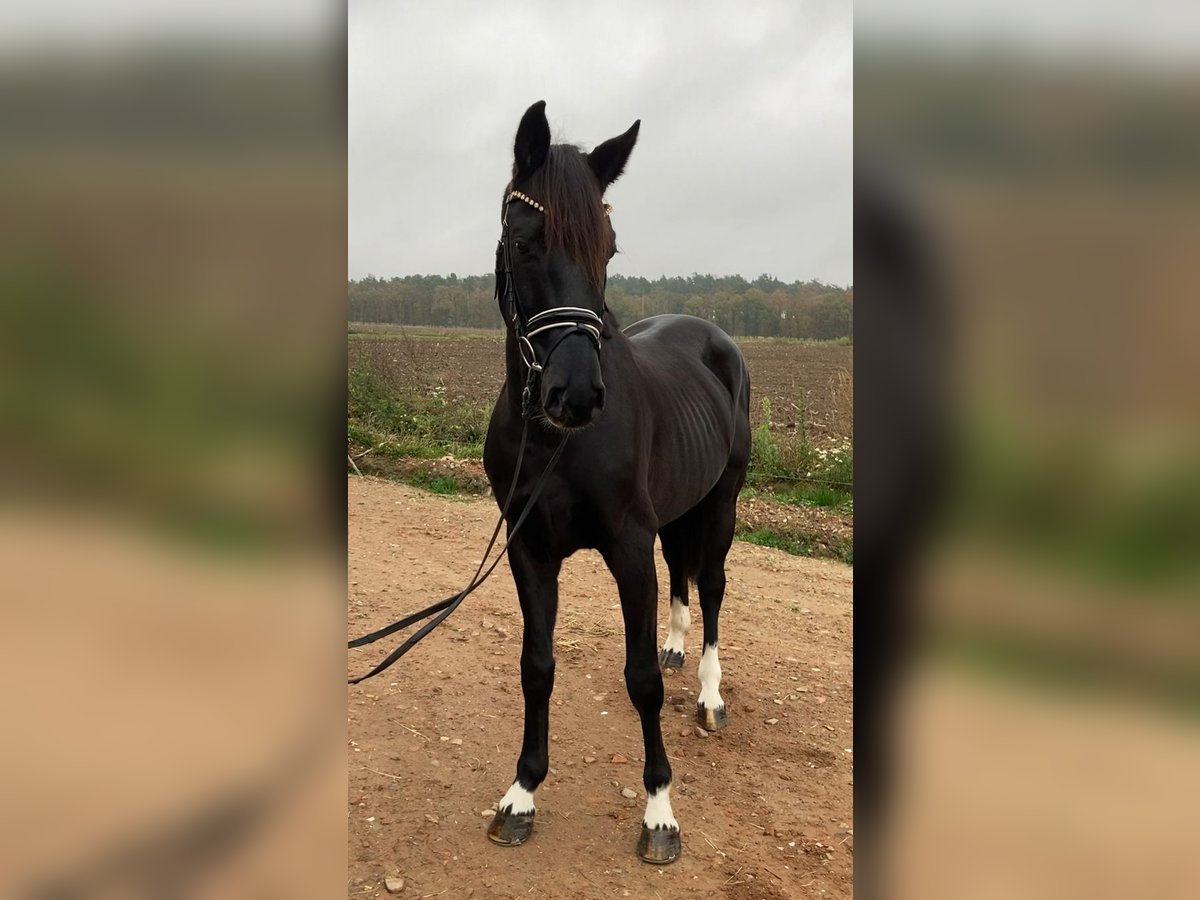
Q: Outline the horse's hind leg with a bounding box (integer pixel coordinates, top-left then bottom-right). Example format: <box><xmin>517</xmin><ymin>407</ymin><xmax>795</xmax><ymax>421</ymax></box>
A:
<box><xmin>487</xmin><ymin>538</ymin><xmax>561</xmax><ymax>847</ymax></box>
<box><xmin>695</xmin><ymin>564</ymin><xmax>728</xmax><ymax>731</ymax></box>
<box><xmin>657</xmin><ymin>520</ymin><xmax>694</xmax><ymax>670</ymax></box>
<box><xmin>695</xmin><ymin>470</ymin><xmax>742</xmax><ymax>732</ymax></box>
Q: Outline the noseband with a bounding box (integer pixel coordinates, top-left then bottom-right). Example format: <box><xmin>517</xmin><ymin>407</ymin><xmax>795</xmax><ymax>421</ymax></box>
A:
<box><xmin>497</xmin><ymin>190</ymin><xmax>608</xmax><ymax>418</ymax></box>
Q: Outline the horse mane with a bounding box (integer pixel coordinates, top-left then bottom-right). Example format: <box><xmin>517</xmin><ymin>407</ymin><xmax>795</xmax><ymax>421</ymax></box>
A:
<box><xmin>508</xmin><ymin>143</ymin><xmax>610</xmax><ymax>289</ymax></box>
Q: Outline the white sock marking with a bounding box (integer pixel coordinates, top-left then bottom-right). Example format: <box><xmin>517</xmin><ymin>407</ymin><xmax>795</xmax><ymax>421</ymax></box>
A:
<box><xmin>643</xmin><ymin>785</ymin><xmax>678</xmax><ymax>830</ymax></box>
<box><xmin>662</xmin><ymin>596</ymin><xmax>690</xmax><ymax>657</ymax></box>
<box><xmin>697</xmin><ymin>643</ymin><xmax>723</xmax><ymax>710</ymax></box>
<box><xmin>497</xmin><ymin>781</ymin><xmax>536</xmax><ymax>814</ymax></box>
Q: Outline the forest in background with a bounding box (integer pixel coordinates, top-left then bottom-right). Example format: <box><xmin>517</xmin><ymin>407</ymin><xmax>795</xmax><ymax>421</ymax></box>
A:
<box><xmin>348</xmin><ymin>273</ymin><xmax>852</xmax><ymax>340</ymax></box>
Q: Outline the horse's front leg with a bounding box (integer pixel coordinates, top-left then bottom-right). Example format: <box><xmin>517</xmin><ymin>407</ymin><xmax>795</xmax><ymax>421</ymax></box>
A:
<box><xmin>604</xmin><ymin>528</ymin><xmax>681</xmax><ymax>865</ymax></box>
<box><xmin>487</xmin><ymin>537</ymin><xmax>561</xmax><ymax>847</ymax></box>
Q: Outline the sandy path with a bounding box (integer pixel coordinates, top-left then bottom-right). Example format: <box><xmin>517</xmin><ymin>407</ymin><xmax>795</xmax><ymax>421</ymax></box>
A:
<box><xmin>348</xmin><ymin>477</ymin><xmax>853</xmax><ymax>899</ymax></box>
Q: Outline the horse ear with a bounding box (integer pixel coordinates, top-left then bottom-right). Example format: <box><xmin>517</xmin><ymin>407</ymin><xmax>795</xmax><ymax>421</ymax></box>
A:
<box><xmin>588</xmin><ymin>119</ymin><xmax>641</xmax><ymax>188</ymax></box>
<box><xmin>514</xmin><ymin>100</ymin><xmax>551</xmax><ymax>181</ymax></box>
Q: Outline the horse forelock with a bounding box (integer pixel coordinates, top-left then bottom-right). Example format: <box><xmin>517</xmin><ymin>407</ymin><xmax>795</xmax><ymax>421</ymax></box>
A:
<box><xmin>508</xmin><ymin>144</ymin><xmax>610</xmax><ymax>290</ymax></box>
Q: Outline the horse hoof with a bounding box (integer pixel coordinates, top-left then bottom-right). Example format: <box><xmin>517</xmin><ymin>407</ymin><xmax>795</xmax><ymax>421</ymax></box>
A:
<box><xmin>637</xmin><ymin>824</ymin><xmax>681</xmax><ymax>864</ymax></box>
<box><xmin>658</xmin><ymin>648</ymin><xmax>684</xmax><ymax>670</ymax></box>
<box><xmin>487</xmin><ymin>808</ymin><xmax>535</xmax><ymax>846</ymax></box>
<box><xmin>696</xmin><ymin>703</ymin><xmax>728</xmax><ymax>731</ymax></box>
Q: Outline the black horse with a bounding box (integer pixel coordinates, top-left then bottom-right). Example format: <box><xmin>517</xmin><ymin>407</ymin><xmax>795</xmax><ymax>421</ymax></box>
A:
<box><xmin>483</xmin><ymin>101</ymin><xmax>751</xmax><ymax>865</ymax></box>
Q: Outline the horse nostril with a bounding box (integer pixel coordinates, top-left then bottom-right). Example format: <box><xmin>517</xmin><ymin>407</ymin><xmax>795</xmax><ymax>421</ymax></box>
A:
<box><xmin>545</xmin><ymin>386</ymin><xmax>565</xmax><ymax>417</ymax></box>
<box><xmin>594</xmin><ymin>384</ymin><xmax>606</xmax><ymax>411</ymax></box>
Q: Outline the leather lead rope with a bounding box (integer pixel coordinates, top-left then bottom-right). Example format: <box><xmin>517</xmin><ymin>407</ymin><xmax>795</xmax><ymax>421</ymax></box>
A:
<box><xmin>347</xmin><ymin>424</ymin><xmax>568</xmax><ymax>684</ymax></box>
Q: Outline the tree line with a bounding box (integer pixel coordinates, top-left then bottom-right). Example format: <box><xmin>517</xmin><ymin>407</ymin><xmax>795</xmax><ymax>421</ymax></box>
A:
<box><xmin>348</xmin><ymin>273</ymin><xmax>852</xmax><ymax>340</ymax></box>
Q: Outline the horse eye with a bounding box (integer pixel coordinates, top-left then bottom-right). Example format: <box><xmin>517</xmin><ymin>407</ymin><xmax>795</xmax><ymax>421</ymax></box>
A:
<box><xmin>513</xmin><ymin>240</ymin><xmax>529</xmax><ymax>254</ymax></box>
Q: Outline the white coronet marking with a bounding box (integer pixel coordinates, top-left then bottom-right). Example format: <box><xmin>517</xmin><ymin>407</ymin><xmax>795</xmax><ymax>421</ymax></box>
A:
<box><xmin>662</xmin><ymin>596</ymin><xmax>690</xmax><ymax>656</ymax></box>
<box><xmin>697</xmin><ymin>643</ymin><xmax>724</xmax><ymax>710</ymax></box>
<box><xmin>498</xmin><ymin>781</ymin><xmax>536</xmax><ymax>814</ymax></box>
<box><xmin>642</xmin><ymin>785</ymin><xmax>679</xmax><ymax>831</ymax></box>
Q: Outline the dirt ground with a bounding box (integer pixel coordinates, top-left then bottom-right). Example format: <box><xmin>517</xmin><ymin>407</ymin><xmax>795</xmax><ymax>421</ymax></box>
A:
<box><xmin>347</xmin><ymin>477</ymin><xmax>853</xmax><ymax>899</ymax></box>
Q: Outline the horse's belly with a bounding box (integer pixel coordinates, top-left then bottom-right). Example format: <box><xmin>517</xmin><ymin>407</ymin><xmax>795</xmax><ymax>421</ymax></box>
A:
<box><xmin>627</xmin><ymin>314</ymin><xmax>749</xmax><ymax>525</ymax></box>
<box><xmin>647</xmin><ymin>398</ymin><xmax>734</xmax><ymax>525</ymax></box>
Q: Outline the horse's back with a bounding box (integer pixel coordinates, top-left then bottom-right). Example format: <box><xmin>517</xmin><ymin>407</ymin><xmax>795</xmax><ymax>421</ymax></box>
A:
<box><xmin>624</xmin><ymin>315</ymin><xmax>751</xmax><ymax>524</ymax></box>
<box><xmin>626</xmin><ymin>315</ymin><xmax>748</xmax><ymax>403</ymax></box>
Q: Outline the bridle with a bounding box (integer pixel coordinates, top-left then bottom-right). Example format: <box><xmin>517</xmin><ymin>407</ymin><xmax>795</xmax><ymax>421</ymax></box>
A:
<box><xmin>497</xmin><ymin>189</ymin><xmax>608</xmax><ymax>418</ymax></box>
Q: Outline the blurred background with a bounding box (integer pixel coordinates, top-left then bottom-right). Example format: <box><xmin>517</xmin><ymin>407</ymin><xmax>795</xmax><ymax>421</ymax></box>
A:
<box><xmin>856</xmin><ymin>0</ymin><xmax>1200</xmax><ymax>897</ymax></box>
<box><xmin>0</xmin><ymin>2</ymin><xmax>346</xmax><ymax>897</ymax></box>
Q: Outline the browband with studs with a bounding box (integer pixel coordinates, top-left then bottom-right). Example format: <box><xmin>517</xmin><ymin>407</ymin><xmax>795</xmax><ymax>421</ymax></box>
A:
<box><xmin>506</xmin><ymin>190</ymin><xmax>545</xmax><ymax>213</ymax></box>
<box><xmin>506</xmin><ymin>190</ymin><xmax>613</xmax><ymax>217</ymax></box>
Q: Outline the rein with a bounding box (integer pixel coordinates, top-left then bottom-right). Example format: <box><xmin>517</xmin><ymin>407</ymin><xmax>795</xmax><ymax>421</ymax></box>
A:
<box><xmin>347</xmin><ymin>190</ymin><xmax>605</xmax><ymax>684</ymax></box>
<box><xmin>347</xmin><ymin>423</ymin><xmax>566</xmax><ymax>684</ymax></box>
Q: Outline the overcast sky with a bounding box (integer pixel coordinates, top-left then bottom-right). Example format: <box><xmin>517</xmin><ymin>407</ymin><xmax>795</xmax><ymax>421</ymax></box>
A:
<box><xmin>349</xmin><ymin>0</ymin><xmax>853</xmax><ymax>286</ymax></box>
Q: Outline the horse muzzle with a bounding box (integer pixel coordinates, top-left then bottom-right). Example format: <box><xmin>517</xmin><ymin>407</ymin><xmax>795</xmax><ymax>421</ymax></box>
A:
<box><xmin>543</xmin><ymin>377</ymin><xmax>605</xmax><ymax>429</ymax></box>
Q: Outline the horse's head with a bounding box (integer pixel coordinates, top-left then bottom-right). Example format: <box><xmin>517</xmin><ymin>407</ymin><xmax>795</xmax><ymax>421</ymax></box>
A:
<box><xmin>496</xmin><ymin>100</ymin><xmax>640</xmax><ymax>429</ymax></box>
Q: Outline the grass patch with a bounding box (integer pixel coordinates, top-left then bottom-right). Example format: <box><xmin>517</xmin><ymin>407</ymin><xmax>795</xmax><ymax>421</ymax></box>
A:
<box><xmin>746</xmin><ymin>398</ymin><xmax>852</xmax><ymax>512</ymax></box>
<box><xmin>736</xmin><ymin>525</ymin><xmax>853</xmax><ymax>564</ymax></box>
<box><xmin>404</xmin><ymin>470</ymin><xmax>478</xmax><ymax>496</ymax></box>
<box><xmin>348</xmin><ymin>360</ymin><xmax>490</xmax><ymax>459</ymax></box>
<box><xmin>348</xmin><ymin>355</ymin><xmax>493</xmax><ymax>496</ymax></box>
<box><xmin>348</xmin><ymin>453</ymin><xmax>490</xmax><ymax>496</ymax></box>
<box><xmin>738</xmin><ymin>527</ymin><xmax>818</xmax><ymax>556</ymax></box>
